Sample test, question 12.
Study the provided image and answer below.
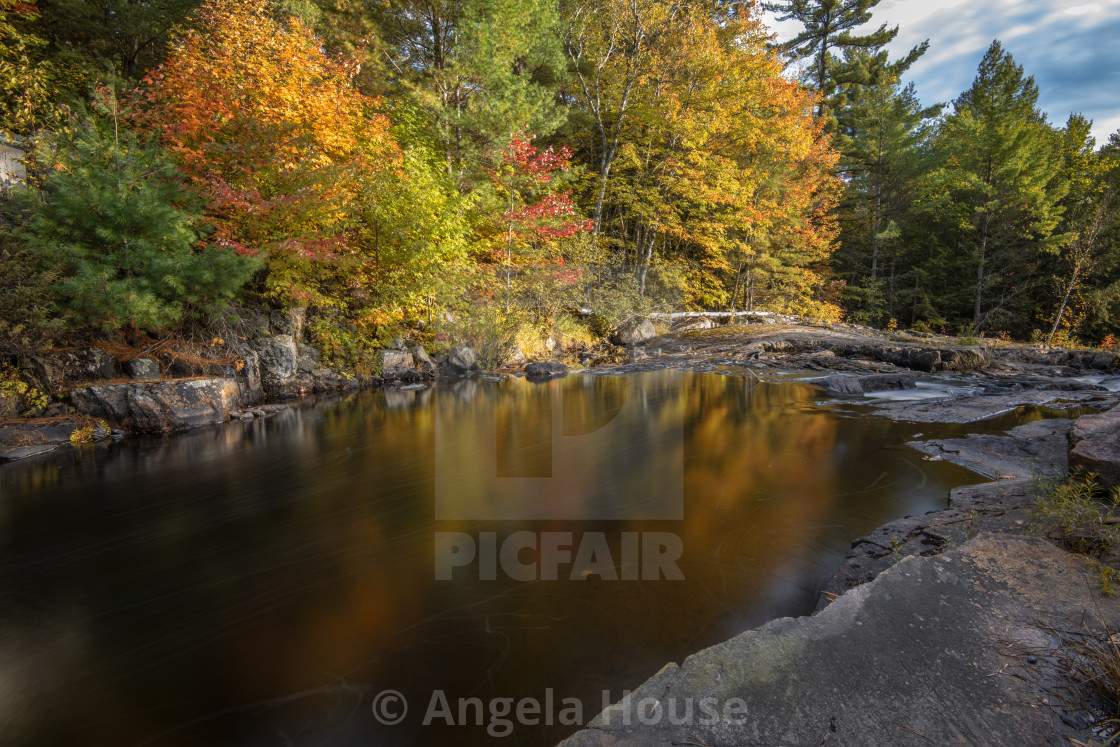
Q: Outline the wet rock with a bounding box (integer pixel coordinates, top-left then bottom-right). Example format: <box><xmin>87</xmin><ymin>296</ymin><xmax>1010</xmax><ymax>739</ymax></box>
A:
<box><xmin>611</xmin><ymin>318</ymin><xmax>657</xmax><ymax>346</ymax></box>
<box><xmin>524</xmin><ymin>361</ymin><xmax>568</xmax><ymax>379</ymax></box>
<box><xmin>376</xmin><ymin>349</ymin><xmax>415</xmax><ymax>380</ymax></box>
<box><xmin>0</xmin><ymin>444</ymin><xmax>58</xmax><ymax>462</ymax></box>
<box><xmin>908</xmin><ymin>419</ymin><xmax>1071</xmax><ymax>479</ymax></box>
<box><xmin>447</xmin><ymin>345</ymin><xmax>480</xmax><ymax>373</ymax></box>
<box><xmin>254</xmin><ymin>334</ymin><xmax>298</xmax><ymax>389</ymax></box>
<box><xmin>125</xmin><ymin>358</ymin><xmax>160</xmax><ymax>381</ymax></box>
<box><xmin>1069</xmin><ymin>403</ymin><xmax>1120</xmax><ymax>488</ymax></box>
<box><xmin>819</xmin><ymin>373</ymin><xmax>917</xmax><ymax>395</ymax></box>
<box><xmin>871</xmin><ymin>390</ymin><xmax>1113</xmax><ymax>423</ymax></box>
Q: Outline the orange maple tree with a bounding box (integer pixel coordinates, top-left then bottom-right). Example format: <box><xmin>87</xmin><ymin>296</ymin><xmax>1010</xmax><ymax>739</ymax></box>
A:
<box><xmin>139</xmin><ymin>0</ymin><xmax>400</xmax><ymax>303</ymax></box>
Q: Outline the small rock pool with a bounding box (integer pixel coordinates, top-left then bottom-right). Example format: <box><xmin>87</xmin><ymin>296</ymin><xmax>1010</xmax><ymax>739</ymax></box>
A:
<box><xmin>0</xmin><ymin>370</ymin><xmax>1045</xmax><ymax>746</ymax></box>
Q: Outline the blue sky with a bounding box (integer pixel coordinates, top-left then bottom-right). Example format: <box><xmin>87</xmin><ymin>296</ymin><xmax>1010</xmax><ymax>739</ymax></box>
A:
<box><xmin>762</xmin><ymin>0</ymin><xmax>1120</xmax><ymax>145</ymax></box>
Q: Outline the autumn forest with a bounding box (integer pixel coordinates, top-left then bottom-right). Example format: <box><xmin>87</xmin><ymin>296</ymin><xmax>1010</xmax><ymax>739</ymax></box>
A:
<box><xmin>2</xmin><ymin>0</ymin><xmax>1119</xmax><ymax>371</ymax></box>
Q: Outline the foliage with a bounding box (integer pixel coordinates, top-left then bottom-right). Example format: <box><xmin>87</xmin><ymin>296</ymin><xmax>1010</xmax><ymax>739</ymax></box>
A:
<box><xmin>0</xmin><ymin>0</ymin><xmax>57</xmax><ymax>135</ymax></box>
<box><xmin>0</xmin><ymin>363</ymin><xmax>49</xmax><ymax>416</ymax></box>
<box><xmin>1031</xmin><ymin>470</ymin><xmax>1120</xmax><ymax>555</ymax></box>
<box><xmin>19</xmin><ymin>87</ymin><xmax>259</xmax><ymax>332</ymax></box>
<box><xmin>140</xmin><ymin>0</ymin><xmax>401</xmax><ymax>307</ymax></box>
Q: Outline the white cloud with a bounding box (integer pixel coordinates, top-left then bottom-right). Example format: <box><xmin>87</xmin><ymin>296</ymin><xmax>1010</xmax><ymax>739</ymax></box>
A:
<box><xmin>760</xmin><ymin>0</ymin><xmax>1120</xmax><ymax>142</ymax></box>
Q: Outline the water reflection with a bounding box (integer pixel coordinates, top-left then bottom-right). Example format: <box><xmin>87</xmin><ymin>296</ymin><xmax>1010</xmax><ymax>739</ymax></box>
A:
<box><xmin>1</xmin><ymin>372</ymin><xmax>986</xmax><ymax>746</ymax></box>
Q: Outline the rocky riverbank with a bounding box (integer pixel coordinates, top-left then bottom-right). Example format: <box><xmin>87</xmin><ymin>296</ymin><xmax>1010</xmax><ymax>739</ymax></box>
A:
<box><xmin>552</xmin><ymin>322</ymin><xmax>1120</xmax><ymax>746</ymax></box>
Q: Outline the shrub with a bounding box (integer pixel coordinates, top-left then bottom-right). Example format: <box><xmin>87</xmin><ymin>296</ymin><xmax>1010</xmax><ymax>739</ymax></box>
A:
<box><xmin>19</xmin><ymin>88</ymin><xmax>259</xmax><ymax>333</ymax></box>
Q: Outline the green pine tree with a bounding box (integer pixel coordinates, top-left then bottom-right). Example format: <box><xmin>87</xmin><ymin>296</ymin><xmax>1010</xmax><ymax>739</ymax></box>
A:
<box><xmin>20</xmin><ymin>88</ymin><xmax>260</xmax><ymax>332</ymax></box>
<box><xmin>762</xmin><ymin>0</ymin><xmax>926</xmax><ymax>126</ymax></box>
<box><xmin>932</xmin><ymin>40</ymin><xmax>1068</xmax><ymax>333</ymax></box>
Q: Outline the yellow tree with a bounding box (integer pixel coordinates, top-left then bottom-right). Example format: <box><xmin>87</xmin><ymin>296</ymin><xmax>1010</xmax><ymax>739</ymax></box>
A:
<box><xmin>584</xmin><ymin>2</ymin><xmax>840</xmax><ymax>315</ymax></box>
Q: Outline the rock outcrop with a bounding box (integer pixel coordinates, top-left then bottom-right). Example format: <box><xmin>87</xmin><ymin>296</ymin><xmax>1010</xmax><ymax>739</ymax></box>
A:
<box><xmin>69</xmin><ymin>378</ymin><xmax>248</xmax><ymax>433</ymax></box>
<box><xmin>818</xmin><ymin>372</ymin><xmax>917</xmax><ymax>395</ymax></box>
<box><xmin>1068</xmin><ymin>402</ymin><xmax>1120</xmax><ymax>488</ymax></box>
<box><xmin>560</xmin><ymin>535</ymin><xmax>1114</xmax><ymax>747</ymax></box>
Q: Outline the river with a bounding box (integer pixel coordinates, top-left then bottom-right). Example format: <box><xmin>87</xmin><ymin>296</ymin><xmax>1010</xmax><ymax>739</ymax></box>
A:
<box><xmin>0</xmin><ymin>370</ymin><xmax>1030</xmax><ymax>745</ymax></box>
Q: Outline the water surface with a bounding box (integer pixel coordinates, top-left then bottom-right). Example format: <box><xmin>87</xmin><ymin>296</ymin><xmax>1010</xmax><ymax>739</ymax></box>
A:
<box><xmin>0</xmin><ymin>371</ymin><xmax>1007</xmax><ymax>745</ymax></box>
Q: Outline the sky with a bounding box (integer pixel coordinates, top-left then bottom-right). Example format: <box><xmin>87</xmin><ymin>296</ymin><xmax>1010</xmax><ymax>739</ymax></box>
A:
<box><xmin>761</xmin><ymin>0</ymin><xmax>1120</xmax><ymax>145</ymax></box>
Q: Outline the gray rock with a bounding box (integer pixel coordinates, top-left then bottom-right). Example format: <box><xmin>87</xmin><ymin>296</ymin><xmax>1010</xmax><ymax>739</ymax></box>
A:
<box><xmin>376</xmin><ymin>349</ymin><xmax>415</xmax><ymax>379</ymax></box>
<box><xmin>411</xmin><ymin>345</ymin><xmax>437</xmax><ymax>376</ymax></box>
<box><xmin>0</xmin><ymin>444</ymin><xmax>58</xmax><ymax>462</ymax></box>
<box><xmin>125</xmin><ymin>358</ymin><xmax>160</xmax><ymax>381</ymax></box>
<box><xmin>908</xmin><ymin>349</ymin><xmax>941</xmax><ymax>372</ymax></box>
<box><xmin>611</xmin><ymin>318</ymin><xmax>657</xmax><ymax>346</ymax></box>
<box><xmin>670</xmin><ymin>317</ymin><xmax>714</xmax><ymax>333</ymax></box>
<box><xmin>390</xmin><ymin>337</ymin><xmax>407</xmax><ymax>350</ymax></box>
<box><xmin>524</xmin><ymin>361</ymin><xmax>569</xmax><ymax>379</ymax></box>
<box><xmin>938</xmin><ymin>346</ymin><xmax>990</xmax><ymax>372</ymax></box>
<box><xmin>819</xmin><ymin>373</ymin><xmax>916</xmax><ymax>395</ymax></box>
<box><xmin>1093</xmin><ymin>353</ymin><xmax>1117</xmax><ymax>371</ymax></box>
<box><xmin>1069</xmin><ymin>403</ymin><xmax>1120</xmax><ymax>488</ymax></box>
<box><xmin>561</xmin><ymin>535</ymin><xmax>1110</xmax><ymax>747</ymax></box>
<box><xmin>126</xmin><ymin>378</ymin><xmax>244</xmax><ymax>432</ymax></box>
<box><xmin>70</xmin><ymin>384</ymin><xmax>130</xmax><ymax>420</ymax></box>
<box><xmin>21</xmin><ymin>347</ymin><xmax>116</xmax><ymax>392</ymax></box>
<box><xmin>254</xmin><ymin>334</ymin><xmax>298</xmax><ymax>388</ymax></box>
<box><xmin>447</xmin><ymin>345</ymin><xmax>480</xmax><ymax>372</ymax></box>
<box><xmin>295</xmin><ymin>343</ymin><xmax>320</xmax><ymax>363</ymax></box>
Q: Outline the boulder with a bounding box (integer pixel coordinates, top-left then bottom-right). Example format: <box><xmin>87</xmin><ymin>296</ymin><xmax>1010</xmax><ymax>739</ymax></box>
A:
<box><xmin>125</xmin><ymin>358</ymin><xmax>160</xmax><ymax>381</ymax></box>
<box><xmin>254</xmin><ymin>334</ymin><xmax>298</xmax><ymax>389</ymax></box>
<box><xmin>1093</xmin><ymin>353</ymin><xmax>1117</xmax><ymax>371</ymax></box>
<box><xmin>1069</xmin><ymin>403</ymin><xmax>1120</xmax><ymax>488</ymax></box>
<box><xmin>447</xmin><ymin>345</ymin><xmax>480</xmax><ymax>372</ymax></box>
<box><xmin>69</xmin><ymin>384</ymin><xmax>130</xmax><ymax>421</ymax></box>
<box><xmin>908</xmin><ymin>349</ymin><xmax>941</xmax><ymax>372</ymax></box>
<box><xmin>503</xmin><ymin>347</ymin><xmax>528</xmax><ymax>367</ymax></box>
<box><xmin>611</xmin><ymin>318</ymin><xmax>657</xmax><ymax>346</ymax></box>
<box><xmin>126</xmin><ymin>379</ymin><xmax>244</xmax><ymax>432</ymax></box>
<box><xmin>938</xmin><ymin>346</ymin><xmax>990</xmax><ymax>372</ymax></box>
<box><xmin>390</xmin><ymin>337</ymin><xmax>408</xmax><ymax>350</ymax></box>
<box><xmin>819</xmin><ymin>373</ymin><xmax>917</xmax><ymax>395</ymax></box>
<box><xmin>376</xmin><ymin>349</ymin><xmax>415</xmax><ymax>379</ymax></box>
<box><xmin>670</xmin><ymin>317</ymin><xmax>714</xmax><ymax>333</ymax></box>
<box><xmin>411</xmin><ymin>345</ymin><xmax>437</xmax><ymax>376</ymax></box>
<box><xmin>524</xmin><ymin>361</ymin><xmax>569</xmax><ymax>379</ymax></box>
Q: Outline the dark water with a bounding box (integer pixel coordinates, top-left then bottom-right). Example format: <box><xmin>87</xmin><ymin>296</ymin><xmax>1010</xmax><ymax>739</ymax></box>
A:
<box><xmin>0</xmin><ymin>371</ymin><xmax>1028</xmax><ymax>746</ymax></box>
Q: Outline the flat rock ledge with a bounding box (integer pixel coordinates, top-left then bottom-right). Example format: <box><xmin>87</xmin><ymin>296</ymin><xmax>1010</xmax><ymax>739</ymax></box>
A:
<box><xmin>560</xmin><ymin>535</ymin><xmax>1118</xmax><ymax>747</ymax></box>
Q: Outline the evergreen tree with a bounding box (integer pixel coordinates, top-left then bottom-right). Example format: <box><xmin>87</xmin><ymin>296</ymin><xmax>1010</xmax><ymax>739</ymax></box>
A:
<box><xmin>20</xmin><ymin>88</ymin><xmax>259</xmax><ymax>332</ymax></box>
<box><xmin>762</xmin><ymin>0</ymin><xmax>926</xmax><ymax>126</ymax></box>
<box><xmin>932</xmin><ymin>40</ymin><xmax>1068</xmax><ymax>333</ymax></box>
<box><xmin>834</xmin><ymin>74</ymin><xmax>940</xmax><ymax>324</ymax></box>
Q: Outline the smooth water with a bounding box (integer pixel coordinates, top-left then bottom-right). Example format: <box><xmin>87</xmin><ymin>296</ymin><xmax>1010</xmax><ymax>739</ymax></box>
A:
<box><xmin>0</xmin><ymin>371</ymin><xmax>1002</xmax><ymax>746</ymax></box>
